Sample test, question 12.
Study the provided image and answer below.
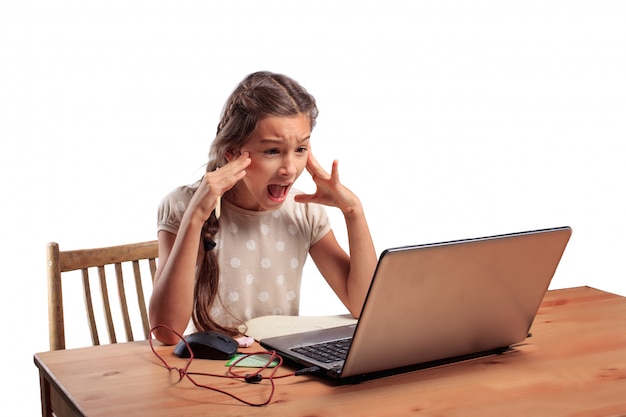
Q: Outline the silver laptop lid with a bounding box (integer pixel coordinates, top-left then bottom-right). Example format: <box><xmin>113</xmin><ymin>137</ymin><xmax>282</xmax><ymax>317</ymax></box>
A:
<box><xmin>341</xmin><ymin>226</ymin><xmax>572</xmax><ymax>378</ymax></box>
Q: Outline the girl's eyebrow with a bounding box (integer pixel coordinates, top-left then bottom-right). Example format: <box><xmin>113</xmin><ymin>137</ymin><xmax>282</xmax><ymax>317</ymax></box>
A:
<box><xmin>259</xmin><ymin>136</ymin><xmax>311</xmax><ymax>145</ymax></box>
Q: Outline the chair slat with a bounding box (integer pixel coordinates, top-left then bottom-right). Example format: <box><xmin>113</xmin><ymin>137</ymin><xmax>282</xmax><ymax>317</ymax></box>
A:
<box><xmin>81</xmin><ymin>268</ymin><xmax>100</xmax><ymax>346</ymax></box>
<box><xmin>98</xmin><ymin>265</ymin><xmax>117</xmax><ymax>344</ymax></box>
<box><xmin>115</xmin><ymin>262</ymin><xmax>134</xmax><ymax>342</ymax></box>
<box><xmin>133</xmin><ymin>260</ymin><xmax>151</xmax><ymax>339</ymax></box>
<box><xmin>149</xmin><ymin>258</ymin><xmax>157</xmax><ymax>283</ymax></box>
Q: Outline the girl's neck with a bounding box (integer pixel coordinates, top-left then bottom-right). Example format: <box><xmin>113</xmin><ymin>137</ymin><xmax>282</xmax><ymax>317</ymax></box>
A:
<box><xmin>223</xmin><ymin>185</ymin><xmax>263</xmax><ymax>212</ymax></box>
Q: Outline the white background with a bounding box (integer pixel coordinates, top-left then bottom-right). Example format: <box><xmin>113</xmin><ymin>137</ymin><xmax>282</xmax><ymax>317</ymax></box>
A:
<box><xmin>1</xmin><ymin>1</ymin><xmax>625</xmax><ymax>414</ymax></box>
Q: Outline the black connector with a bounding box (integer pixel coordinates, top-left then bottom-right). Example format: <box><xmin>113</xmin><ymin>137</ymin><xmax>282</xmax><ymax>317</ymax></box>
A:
<box><xmin>244</xmin><ymin>374</ymin><xmax>263</xmax><ymax>383</ymax></box>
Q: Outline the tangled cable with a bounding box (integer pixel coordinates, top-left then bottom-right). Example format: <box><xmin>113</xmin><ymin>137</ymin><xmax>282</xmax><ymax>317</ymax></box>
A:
<box><xmin>149</xmin><ymin>324</ymin><xmax>296</xmax><ymax>406</ymax></box>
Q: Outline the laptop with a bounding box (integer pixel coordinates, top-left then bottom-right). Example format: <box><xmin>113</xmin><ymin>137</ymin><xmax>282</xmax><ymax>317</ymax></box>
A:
<box><xmin>260</xmin><ymin>226</ymin><xmax>572</xmax><ymax>382</ymax></box>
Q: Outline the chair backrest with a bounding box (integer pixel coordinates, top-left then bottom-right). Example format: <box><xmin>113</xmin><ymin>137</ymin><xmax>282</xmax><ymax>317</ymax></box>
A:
<box><xmin>47</xmin><ymin>240</ymin><xmax>158</xmax><ymax>351</ymax></box>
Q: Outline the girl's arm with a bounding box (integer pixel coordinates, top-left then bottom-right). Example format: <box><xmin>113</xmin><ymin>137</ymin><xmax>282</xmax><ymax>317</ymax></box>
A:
<box><xmin>296</xmin><ymin>155</ymin><xmax>377</xmax><ymax>318</ymax></box>
<box><xmin>149</xmin><ymin>153</ymin><xmax>250</xmax><ymax>344</ymax></box>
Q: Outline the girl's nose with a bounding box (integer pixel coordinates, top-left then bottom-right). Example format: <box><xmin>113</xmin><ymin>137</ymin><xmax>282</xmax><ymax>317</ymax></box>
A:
<box><xmin>279</xmin><ymin>155</ymin><xmax>298</xmax><ymax>176</ymax></box>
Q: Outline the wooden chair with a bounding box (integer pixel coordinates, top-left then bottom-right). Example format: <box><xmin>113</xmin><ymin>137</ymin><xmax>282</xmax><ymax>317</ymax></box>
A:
<box><xmin>46</xmin><ymin>240</ymin><xmax>158</xmax><ymax>351</ymax></box>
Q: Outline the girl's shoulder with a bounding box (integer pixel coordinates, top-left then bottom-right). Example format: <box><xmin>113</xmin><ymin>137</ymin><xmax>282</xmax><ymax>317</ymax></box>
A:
<box><xmin>157</xmin><ymin>181</ymin><xmax>201</xmax><ymax>234</ymax></box>
<box><xmin>159</xmin><ymin>181</ymin><xmax>200</xmax><ymax>206</ymax></box>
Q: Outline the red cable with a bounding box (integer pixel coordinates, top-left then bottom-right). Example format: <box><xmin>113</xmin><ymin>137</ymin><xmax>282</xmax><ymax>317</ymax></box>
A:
<box><xmin>148</xmin><ymin>324</ymin><xmax>294</xmax><ymax>406</ymax></box>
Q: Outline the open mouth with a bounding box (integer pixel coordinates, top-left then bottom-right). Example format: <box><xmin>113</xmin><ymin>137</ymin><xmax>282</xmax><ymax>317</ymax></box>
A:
<box><xmin>267</xmin><ymin>184</ymin><xmax>290</xmax><ymax>200</ymax></box>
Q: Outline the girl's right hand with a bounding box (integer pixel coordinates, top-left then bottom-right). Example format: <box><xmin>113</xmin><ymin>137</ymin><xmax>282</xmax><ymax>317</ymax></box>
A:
<box><xmin>189</xmin><ymin>152</ymin><xmax>251</xmax><ymax>220</ymax></box>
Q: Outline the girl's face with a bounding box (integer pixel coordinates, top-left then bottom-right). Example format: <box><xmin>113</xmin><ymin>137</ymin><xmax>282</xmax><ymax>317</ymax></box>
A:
<box><xmin>227</xmin><ymin>113</ymin><xmax>311</xmax><ymax>211</ymax></box>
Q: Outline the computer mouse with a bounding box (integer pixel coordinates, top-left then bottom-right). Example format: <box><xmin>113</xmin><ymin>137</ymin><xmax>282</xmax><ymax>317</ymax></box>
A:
<box><xmin>173</xmin><ymin>330</ymin><xmax>239</xmax><ymax>360</ymax></box>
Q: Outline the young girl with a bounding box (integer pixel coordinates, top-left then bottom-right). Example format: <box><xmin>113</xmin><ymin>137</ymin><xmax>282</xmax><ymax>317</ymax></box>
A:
<box><xmin>149</xmin><ymin>71</ymin><xmax>377</xmax><ymax>345</ymax></box>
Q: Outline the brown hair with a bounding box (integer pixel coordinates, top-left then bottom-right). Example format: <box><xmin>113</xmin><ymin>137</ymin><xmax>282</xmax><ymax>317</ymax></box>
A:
<box><xmin>192</xmin><ymin>71</ymin><xmax>319</xmax><ymax>335</ymax></box>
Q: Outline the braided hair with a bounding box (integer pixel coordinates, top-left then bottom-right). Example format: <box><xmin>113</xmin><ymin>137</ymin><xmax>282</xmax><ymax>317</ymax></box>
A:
<box><xmin>192</xmin><ymin>71</ymin><xmax>319</xmax><ymax>335</ymax></box>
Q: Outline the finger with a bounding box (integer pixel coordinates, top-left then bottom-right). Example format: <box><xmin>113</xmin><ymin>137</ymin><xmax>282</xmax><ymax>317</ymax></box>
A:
<box><xmin>330</xmin><ymin>159</ymin><xmax>340</xmax><ymax>182</ymax></box>
<box><xmin>218</xmin><ymin>152</ymin><xmax>250</xmax><ymax>180</ymax></box>
<box><xmin>304</xmin><ymin>151</ymin><xmax>318</xmax><ymax>175</ymax></box>
<box><xmin>306</xmin><ymin>151</ymin><xmax>330</xmax><ymax>179</ymax></box>
<box><xmin>229</xmin><ymin>151</ymin><xmax>251</xmax><ymax>169</ymax></box>
<box><xmin>294</xmin><ymin>192</ymin><xmax>315</xmax><ymax>204</ymax></box>
<box><xmin>206</xmin><ymin>153</ymin><xmax>249</xmax><ymax>192</ymax></box>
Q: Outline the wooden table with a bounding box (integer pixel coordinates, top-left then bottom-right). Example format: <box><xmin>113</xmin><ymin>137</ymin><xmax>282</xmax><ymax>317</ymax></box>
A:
<box><xmin>34</xmin><ymin>286</ymin><xmax>626</xmax><ymax>416</ymax></box>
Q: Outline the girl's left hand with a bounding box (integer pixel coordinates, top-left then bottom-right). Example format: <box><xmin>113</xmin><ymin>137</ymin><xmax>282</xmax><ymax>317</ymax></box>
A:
<box><xmin>294</xmin><ymin>152</ymin><xmax>361</xmax><ymax>215</ymax></box>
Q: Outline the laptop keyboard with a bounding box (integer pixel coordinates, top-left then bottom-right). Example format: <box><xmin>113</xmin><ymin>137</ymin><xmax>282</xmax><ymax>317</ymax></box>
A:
<box><xmin>291</xmin><ymin>338</ymin><xmax>352</xmax><ymax>363</ymax></box>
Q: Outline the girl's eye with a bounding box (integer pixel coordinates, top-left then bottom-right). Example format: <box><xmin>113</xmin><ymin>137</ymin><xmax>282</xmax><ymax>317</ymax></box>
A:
<box><xmin>264</xmin><ymin>149</ymin><xmax>280</xmax><ymax>155</ymax></box>
<box><xmin>296</xmin><ymin>147</ymin><xmax>308</xmax><ymax>153</ymax></box>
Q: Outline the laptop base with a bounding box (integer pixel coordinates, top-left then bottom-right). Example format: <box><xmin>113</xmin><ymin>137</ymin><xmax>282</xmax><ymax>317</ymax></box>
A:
<box><xmin>277</xmin><ymin>345</ymin><xmax>516</xmax><ymax>385</ymax></box>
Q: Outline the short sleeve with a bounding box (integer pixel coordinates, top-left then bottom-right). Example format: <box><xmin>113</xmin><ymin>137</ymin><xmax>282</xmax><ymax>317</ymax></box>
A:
<box><xmin>156</xmin><ymin>184</ymin><xmax>197</xmax><ymax>235</ymax></box>
<box><xmin>303</xmin><ymin>201</ymin><xmax>332</xmax><ymax>246</ymax></box>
